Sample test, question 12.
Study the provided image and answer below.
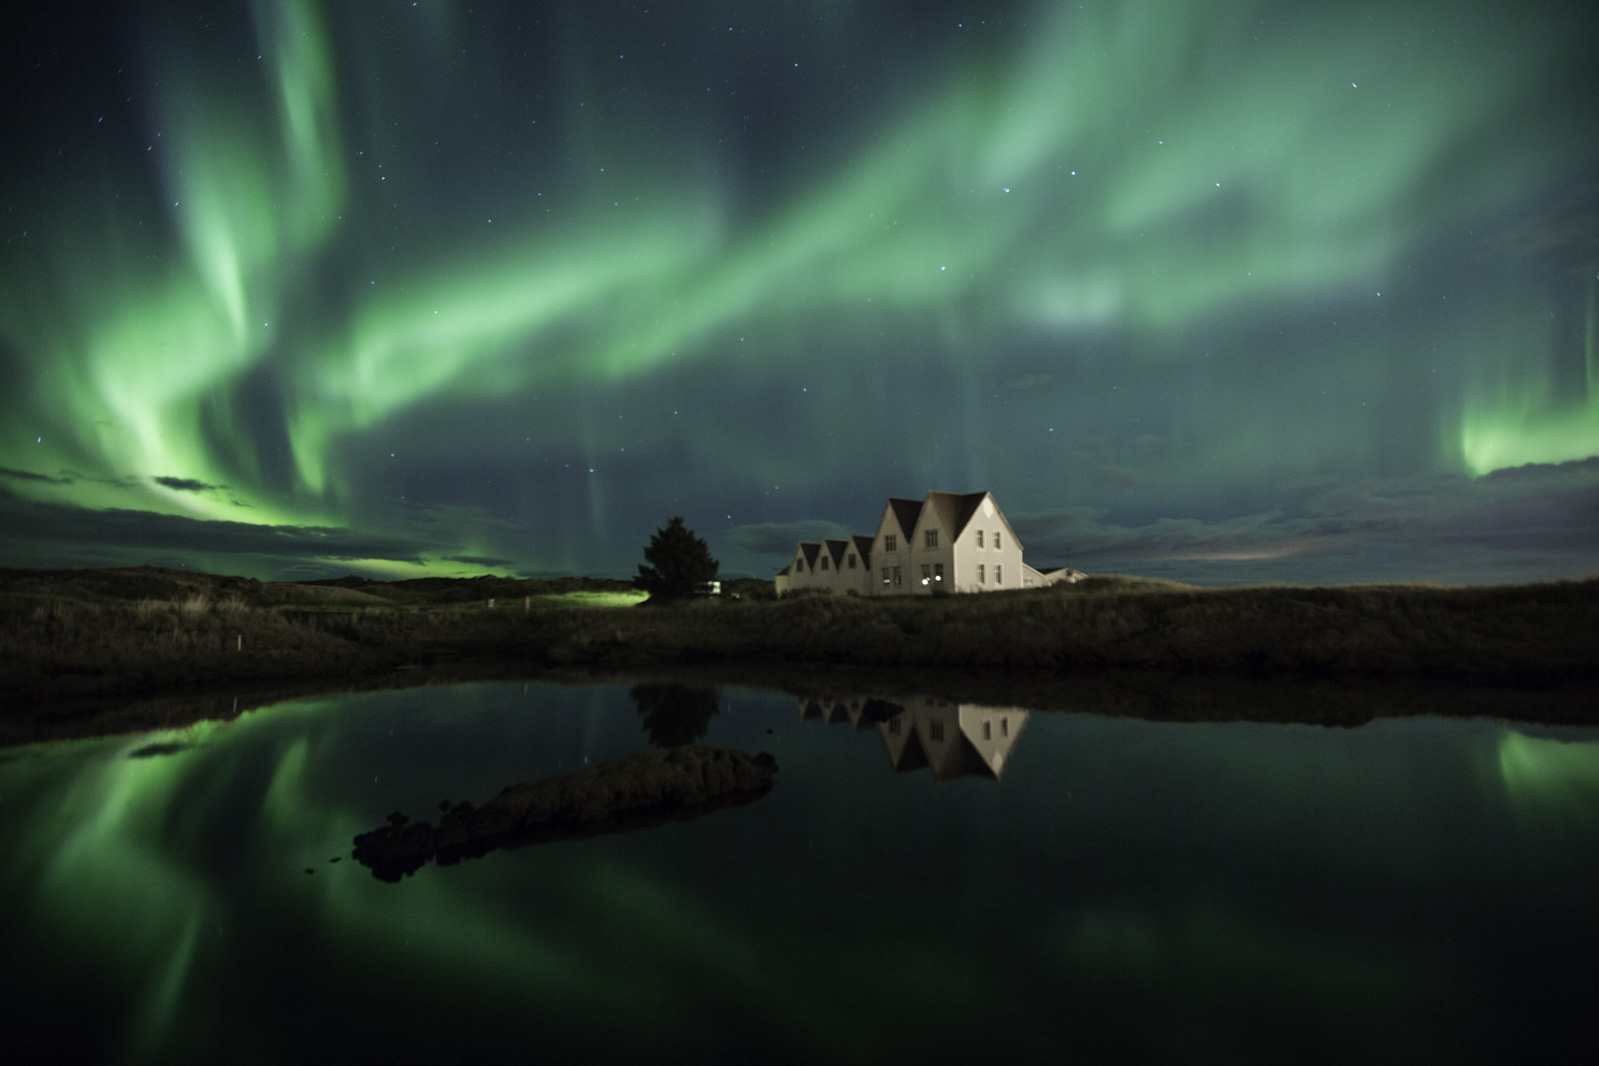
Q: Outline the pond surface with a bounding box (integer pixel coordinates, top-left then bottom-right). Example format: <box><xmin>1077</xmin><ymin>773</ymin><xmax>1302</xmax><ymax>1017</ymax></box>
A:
<box><xmin>1</xmin><ymin>680</ymin><xmax>1596</xmax><ymax>1064</ymax></box>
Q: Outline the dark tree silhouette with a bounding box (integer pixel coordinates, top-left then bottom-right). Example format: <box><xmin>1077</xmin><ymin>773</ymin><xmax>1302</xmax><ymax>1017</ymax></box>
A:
<box><xmin>633</xmin><ymin>516</ymin><xmax>719</xmax><ymax>602</ymax></box>
<box><xmin>630</xmin><ymin>683</ymin><xmax>720</xmax><ymax>748</ymax></box>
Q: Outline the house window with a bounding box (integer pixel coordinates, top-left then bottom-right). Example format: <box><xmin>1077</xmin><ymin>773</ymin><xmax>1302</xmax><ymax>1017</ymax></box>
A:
<box><xmin>977</xmin><ymin>564</ymin><xmax>985</xmax><ymax>584</ymax></box>
<box><xmin>889</xmin><ymin>716</ymin><xmax>901</xmax><ymax>735</ymax></box>
<box><xmin>1001</xmin><ymin>717</ymin><xmax>1009</xmax><ymax>737</ymax></box>
<box><xmin>930</xmin><ymin>720</ymin><xmax>944</xmax><ymax>742</ymax></box>
<box><xmin>994</xmin><ymin>531</ymin><xmax>1001</xmax><ymax>550</ymax></box>
<box><xmin>925</xmin><ymin>530</ymin><xmax>938</xmax><ymax>549</ymax></box>
<box><xmin>921</xmin><ymin>564</ymin><xmax>931</xmax><ymax>582</ymax></box>
<box><xmin>820</xmin><ymin>556</ymin><xmax>829</xmax><ymax>571</ymax></box>
<box><xmin>882</xmin><ymin>568</ymin><xmax>891</xmax><ymax>585</ymax></box>
<box><xmin>934</xmin><ymin>563</ymin><xmax>943</xmax><ymax>582</ymax></box>
<box><xmin>893</xmin><ymin>566</ymin><xmax>902</xmax><ymax>586</ymax></box>
<box><xmin>995</xmin><ymin>565</ymin><xmax>1003</xmax><ymax>585</ymax></box>
<box><xmin>847</xmin><ymin>554</ymin><xmax>856</xmax><ymax>569</ymax></box>
<box><xmin>983</xmin><ymin>720</ymin><xmax>992</xmax><ymax>740</ymax></box>
<box><xmin>884</xmin><ymin>534</ymin><xmax>896</xmax><ymax>552</ymax></box>
<box><xmin>976</xmin><ymin>530</ymin><xmax>984</xmax><ymax>549</ymax></box>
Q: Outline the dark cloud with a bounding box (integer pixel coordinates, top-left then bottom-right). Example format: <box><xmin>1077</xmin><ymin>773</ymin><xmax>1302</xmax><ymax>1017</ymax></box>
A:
<box><xmin>0</xmin><ymin>466</ymin><xmax>72</xmax><ymax>485</ymax></box>
<box><xmin>1013</xmin><ymin>460</ymin><xmax>1599</xmax><ymax>578</ymax></box>
<box><xmin>1475</xmin><ymin>179</ymin><xmax>1599</xmax><ymax>277</ymax></box>
<box><xmin>152</xmin><ymin>476</ymin><xmax>225</xmax><ymax>493</ymax></box>
<box><xmin>729</xmin><ymin>520</ymin><xmax>853</xmax><ymax>555</ymax></box>
<box><xmin>0</xmin><ymin>487</ymin><xmax>428</xmax><ymax>567</ymax></box>
<box><xmin>1095</xmin><ymin>465</ymin><xmax>1149</xmax><ymax>489</ymax></box>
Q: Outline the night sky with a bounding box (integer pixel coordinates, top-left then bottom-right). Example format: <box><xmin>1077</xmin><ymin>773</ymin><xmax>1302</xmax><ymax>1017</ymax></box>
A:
<box><xmin>2</xmin><ymin>0</ymin><xmax>1596</xmax><ymax>584</ymax></box>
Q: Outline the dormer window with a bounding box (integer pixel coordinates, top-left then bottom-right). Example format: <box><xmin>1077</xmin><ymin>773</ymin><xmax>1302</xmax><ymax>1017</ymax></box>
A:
<box><xmin>847</xmin><ymin>554</ymin><xmax>856</xmax><ymax>569</ymax></box>
<box><xmin>925</xmin><ymin>530</ymin><xmax>938</xmax><ymax>549</ymax></box>
<box><xmin>820</xmin><ymin>556</ymin><xmax>829</xmax><ymax>571</ymax></box>
<box><xmin>884</xmin><ymin>534</ymin><xmax>896</xmax><ymax>552</ymax></box>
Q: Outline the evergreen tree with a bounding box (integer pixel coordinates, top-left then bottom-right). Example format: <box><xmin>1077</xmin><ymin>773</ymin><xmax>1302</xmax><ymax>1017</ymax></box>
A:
<box><xmin>630</xmin><ymin>683</ymin><xmax>720</xmax><ymax>747</ymax></box>
<box><xmin>633</xmin><ymin>516</ymin><xmax>719</xmax><ymax>601</ymax></box>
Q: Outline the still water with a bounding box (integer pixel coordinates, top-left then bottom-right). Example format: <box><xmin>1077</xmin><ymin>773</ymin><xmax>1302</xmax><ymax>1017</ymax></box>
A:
<box><xmin>1</xmin><ymin>680</ymin><xmax>1595</xmax><ymax>1064</ymax></box>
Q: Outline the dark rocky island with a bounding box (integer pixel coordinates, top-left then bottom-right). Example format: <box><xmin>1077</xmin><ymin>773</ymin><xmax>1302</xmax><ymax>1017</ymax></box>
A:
<box><xmin>352</xmin><ymin>745</ymin><xmax>779</xmax><ymax>882</ymax></box>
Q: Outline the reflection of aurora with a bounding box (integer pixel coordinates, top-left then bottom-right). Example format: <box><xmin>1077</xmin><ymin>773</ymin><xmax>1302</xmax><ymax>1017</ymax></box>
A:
<box><xmin>1</xmin><ymin>0</ymin><xmax>1596</xmax><ymax>579</ymax></box>
<box><xmin>2</xmin><ymin>683</ymin><xmax>1599</xmax><ymax>1059</ymax></box>
<box><xmin>1499</xmin><ymin>730</ymin><xmax>1599</xmax><ymax>818</ymax></box>
<box><xmin>0</xmin><ymin>691</ymin><xmax>817</xmax><ymax>1055</ymax></box>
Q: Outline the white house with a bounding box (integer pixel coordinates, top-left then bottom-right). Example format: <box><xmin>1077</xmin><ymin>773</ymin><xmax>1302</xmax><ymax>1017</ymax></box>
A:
<box><xmin>774</xmin><ymin>490</ymin><xmax>1082</xmax><ymax>596</ymax></box>
<box><xmin>792</xmin><ymin>694</ymin><xmax>1031</xmax><ymax>782</ymax></box>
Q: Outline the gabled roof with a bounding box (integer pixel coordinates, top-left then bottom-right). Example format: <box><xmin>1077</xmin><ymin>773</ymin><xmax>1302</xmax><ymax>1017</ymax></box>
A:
<box><xmin>823</xmin><ymin>538</ymin><xmax>851</xmax><ymax>568</ymax></box>
<box><xmin>798</xmin><ymin>542</ymin><xmax>822</xmax><ymax>570</ymax></box>
<box><xmin>884</xmin><ymin>723</ymin><xmax>929</xmax><ymax>772</ymax></box>
<box><xmin>885</xmin><ymin>496</ymin><xmax>924</xmax><ymax>541</ymax></box>
<box><xmin>776</xmin><ymin>563</ymin><xmax>791</xmax><ymax>576</ymax></box>
<box><xmin>850</xmin><ymin>534</ymin><xmax>874</xmax><ymax>564</ymax></box>
<box><xmin>928</xmin><ymin>735</ymin><xmax>1000</xmax><ymax>782</ymax></box>
<box><xmin>924</xmin><ymin>490</ymin><xmax>989</xmax><ymax>540</ymax></box>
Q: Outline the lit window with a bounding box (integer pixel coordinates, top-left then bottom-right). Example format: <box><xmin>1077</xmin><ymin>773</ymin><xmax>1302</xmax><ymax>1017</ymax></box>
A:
<box><xmin>934</xmin><ymin>563</ymin><xmax>943</xmax><ymax>582</ymax></box>
<box><xmin>847</xmin><ymin>554</ymin><xmax>856</xmax><ymax>569</ymax></box>
<box><xmin>996</xmin><ymin>565</ymin><xmax>1003</xmax><ymax>585</ymax></box>
<box><xmin>977</xmin><ymin>564</ymin><xmax>985</xmax><ymax>584</ymax></box>
<box><xmin>925</xmin><ymin>530</ymin><xmax>938</xmax><ymax>548</ymax></box>
<box><xmin>885</xmin><ymin>534</ymin><xmax>896</xmax><ymax>552</ymax></box>
<box><xmin>976</xmin><ymin>530</ymin><xmax>984</xmax><ymax>548</ymax></box>
<box><xmin>882</xmin><ymin>568</ymin><xmax>891</xmax><ymax>585</ymax></box>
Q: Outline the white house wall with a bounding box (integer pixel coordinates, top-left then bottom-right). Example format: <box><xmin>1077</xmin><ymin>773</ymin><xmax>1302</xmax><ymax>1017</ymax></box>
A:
<box><xmin>782</xmin><ymin>491</ymin><xmax>1070</xmax><ymax>597</ymax></box>
<box><xmin>953</xmin><ymin>494</ymin><xmax>1025</xmax><ymax>593</ymax></box>
<box><xmin>870</xmin><ymin>500</ymin><xmax>914</xmax><ymax>595</ymax></box>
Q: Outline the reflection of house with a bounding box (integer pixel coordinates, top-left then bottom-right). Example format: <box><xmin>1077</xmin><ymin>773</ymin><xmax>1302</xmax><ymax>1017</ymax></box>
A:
<box><xmin>793</xmin><ymin>694</ymin><xmax>1030</xmax><ymax>782</ymax></box>
<box><xmin>774</xmin><ymin>491</ymin><xmax>1082</xmax><ymax>596</ymax></box>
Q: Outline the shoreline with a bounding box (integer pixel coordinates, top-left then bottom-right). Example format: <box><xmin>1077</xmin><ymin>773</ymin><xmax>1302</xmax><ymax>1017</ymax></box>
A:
<box><xmin>4</xmin><ymin>565</ymin><xmax>1597</xmax><ymax>744</ymax></box>
<box><xmin>4</xmin><ymin>659</ymin><xmax>1596</xmax><ymax>750</ymax></box>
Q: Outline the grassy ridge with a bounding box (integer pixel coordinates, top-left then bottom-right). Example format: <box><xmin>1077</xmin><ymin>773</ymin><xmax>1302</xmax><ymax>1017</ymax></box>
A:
<box><xmin>2</xmin><ymin>567</ymin><xmax>1596</xmax><ymax>713</ymax></box>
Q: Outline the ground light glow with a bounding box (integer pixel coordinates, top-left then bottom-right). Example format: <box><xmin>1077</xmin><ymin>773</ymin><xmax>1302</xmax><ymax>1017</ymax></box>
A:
<box><xmin>1</xmin><ymin>0</ymin><xmax>1596</xmax><ymax>582</ymax></box>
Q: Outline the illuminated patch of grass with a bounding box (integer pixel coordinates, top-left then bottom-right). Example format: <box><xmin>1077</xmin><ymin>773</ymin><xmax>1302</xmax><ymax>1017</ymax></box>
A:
<box><xmin>537</xmin><ymin>590</ymin><xmax>649</xmax><ymax>608</ymax></box>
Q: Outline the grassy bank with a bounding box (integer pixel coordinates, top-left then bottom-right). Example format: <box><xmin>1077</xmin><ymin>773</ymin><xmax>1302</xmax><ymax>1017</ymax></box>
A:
<box><xmin>3</xmin><ymin>566</ymin><xmax>1597</xmax><ymax>716</ymax></box>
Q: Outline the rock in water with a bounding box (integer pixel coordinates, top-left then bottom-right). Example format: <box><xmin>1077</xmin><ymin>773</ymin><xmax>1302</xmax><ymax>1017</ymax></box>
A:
<box><xmin>352</xmin><ymin>746</ymin><xmax>777</xmax><ymax>882</ymax></box>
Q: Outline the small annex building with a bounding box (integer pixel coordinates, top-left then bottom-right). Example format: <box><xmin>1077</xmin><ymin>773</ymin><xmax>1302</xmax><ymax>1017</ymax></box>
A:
<box><xmin>774</xmin><ymin>490</ymin><xmax>1082</xmax><ymax>597</ymax></box>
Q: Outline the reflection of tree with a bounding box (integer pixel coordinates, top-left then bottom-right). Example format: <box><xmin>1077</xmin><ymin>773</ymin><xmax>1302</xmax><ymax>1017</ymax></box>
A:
<box><xmin>630</xmin><ymin>683</ymin><xmax>720</xmax><ymax>748</ymax></box>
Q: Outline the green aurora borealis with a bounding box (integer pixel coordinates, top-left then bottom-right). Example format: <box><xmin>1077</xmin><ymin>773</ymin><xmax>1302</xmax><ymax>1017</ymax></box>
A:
<box><xmin>2</xmin><ymin>0</ymin><xmax>1597</xmax><ymax>581</ymax></box>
